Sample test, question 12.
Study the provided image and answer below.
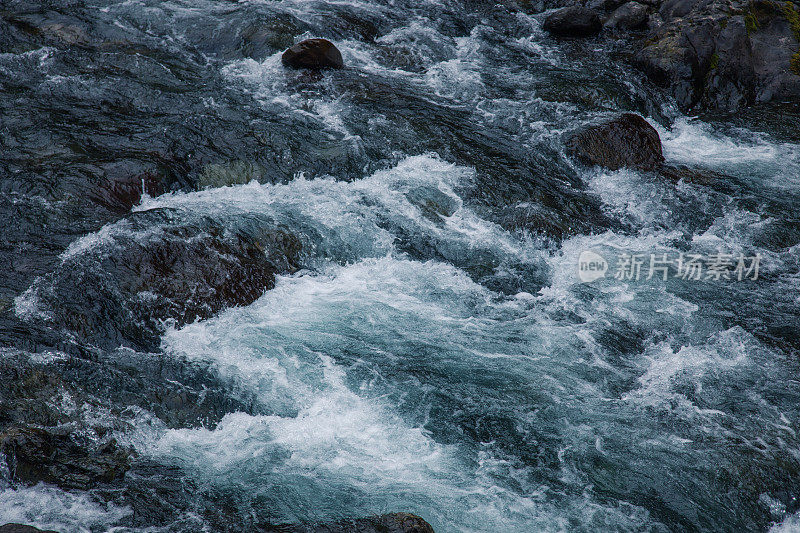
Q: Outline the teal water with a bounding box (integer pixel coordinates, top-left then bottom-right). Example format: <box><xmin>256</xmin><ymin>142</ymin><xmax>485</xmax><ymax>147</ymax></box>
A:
<box><xmin>2</xmin><ymin>0</ymin><xmax>800</xmax><ymax>530</ymax></box>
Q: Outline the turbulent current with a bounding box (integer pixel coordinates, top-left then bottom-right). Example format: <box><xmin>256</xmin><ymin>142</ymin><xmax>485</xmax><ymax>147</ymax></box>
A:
<box><xmin>1</xmin><ymin>0</ymin><xmax>800</xmax><ymax>532</ymax></box>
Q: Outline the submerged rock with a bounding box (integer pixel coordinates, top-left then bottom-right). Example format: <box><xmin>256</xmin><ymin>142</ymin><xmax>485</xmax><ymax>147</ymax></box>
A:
<box><xmin>405</xmin><ymin>185</ymin><xmax>460</xmax><ymax>220</ymax></box>
<box><xmin>0</xmin><ymin>426</ymin><xmax>132</xmax><ymax>490</ymax></box>
<box><xmin>282</xmin><ymin>38</ymin><xmax>344</xmax><ymax>69</ymax></box>
<box><xmin>543</xmin><ymin>7</ymin><xmax>602</xmax><ymax>37</ymax></box>
<box><xmin>0</xmin><ymin>525</ymin><xmax>58</xmax><ymax>533</ymax></box>
<box><xmin>566</xmin><ymin>113</ymin><xmax>664</xmax><ymax>170</ymax></box>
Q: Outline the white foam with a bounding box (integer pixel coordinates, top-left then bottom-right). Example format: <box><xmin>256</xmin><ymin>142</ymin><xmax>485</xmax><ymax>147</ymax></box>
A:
<box><xmin>134</xmin><ymin>154</ymin><xmax>543</xmax><ymax>269</ymax></box>
<box><xmin>588</xmin><ymin>167</ymin><xmax>680</xmax><ymax>229</ymax></box>
<box><xmin>13</xmin><ymin>285</ymin><xmax>51</xmax><ymax>322</ymax></box>
<box><xmin>625</xmin><ymin>327</ymin><xmax>754</xmax><ymax>411</ymax></box>
<box><xmin>424</xmin><ymin>32</ymin><xmax>484</xmax><ymax>100</ymax></box>
<box><xmin>60</xmin><ymin>220</ymin><xmax>133</xmax><ymax>262</ymax></box>
<box><xmin>0</xmin><ymin>484</ymin><xmax>131</xmax><ymax>533</ymax></box>
<box><xmin>138</xmin><ymin>253</ymin><xmax>662</xmax><ymax>531</ymax></box>
<box><xmin>659</xmin><ymin>118</ymin><xmax>777</xmax><ymax>164</ymax></box>
<box><xmin>221</xmin><ymin>51</ymin><xmax>360</xmax><ymax>139</ymax></box>
<box><xmin>691</xmin><ymin>209</ymin><xmax>780</xmax><ymax>265</ymax></box>
<box><xmin>770</xmin><ymin>511</ymin><xmax>800</xmax><ymax>533</ymax></box>
<box><xmin>657</xmin><ymin>118</ymin><xmax>800</xmax><ymax>190</ymax></box>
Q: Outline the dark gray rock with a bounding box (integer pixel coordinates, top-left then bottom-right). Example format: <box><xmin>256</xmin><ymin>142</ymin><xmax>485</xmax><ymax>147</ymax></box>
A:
<box><xmin>588</xmin><ymin>0</ymin><xmax>629</xmax><ymax>13</ymax></box>
<box><xmin>0</xmin><ymin>525</ymin><xmax>58</xmax><ymax>533</ymax></box>
<box><xmin>633</xmin><ymin>0</ymin><xmax>800</xmax><ymax>110</ymax></box>
<box><xmin>300</xmin><ymin>513</ymin><xmax>435</xmax><ymax>533</ymax></box>
<box><xmin>749</xmin><ymin>1</ymin><xmax>800</xmax><ymax>103</ymax></box>
<box><xmin>282</xmin><ymin>38</ymin><xmax>344</xmax><ymax>69</ymax></box>
<box><xmin>543</xmin><ymin>6</ymin><xmax>602</xmax><ymax>37</ymax></box>
<box><xmin>658</xmin><ymin>0</ymin><xmax>709</xmax><ymax>19</ymax></box>
<box><xmin>0</xmin><ymin>426</ymin><xmax>132</xmax><ymax>490</ymax></box>
<box><xmin>605</xmin><ymin>2</ymin><xmax>650</xmax><ymax>30</ymax></box>
<box><xmin>704</xmin><ymin>16</ymin><xmax>755</xmax><ymax>109</ymax></box>
<box><xmin>566</xmin><ymin>113</ymin><xmax>665</xmax><ymax>170</ymax></box>
<box><xmin>23</xmin><ymin>212</ymin><xmax>302</xmax><ymax>351</ymax></box>
<box><xmin>634</xmin><ymin>25</ymin><xmax>705</xmax><ymax>108</ymax></box>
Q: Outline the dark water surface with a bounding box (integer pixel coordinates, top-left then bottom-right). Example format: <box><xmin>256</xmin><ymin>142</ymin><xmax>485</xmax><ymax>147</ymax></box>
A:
<box><xmin>2</xmin><ymin>0</ymin><xmax>800</xmax><ymax>531</ymax></box>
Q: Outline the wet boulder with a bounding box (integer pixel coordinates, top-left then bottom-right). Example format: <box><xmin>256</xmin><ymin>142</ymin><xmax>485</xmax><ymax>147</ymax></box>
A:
<box><xmin>302</xmin><ymin>513</ymin><xmax>435</xmax><ymax>532</ymax></box>
<box><xmin>566</xmin><ymin>113</ymin><xmax>664</xmax><ymax>170</ymax></box>
<box><xmin>20</xmin><ymin>211</ymin><xmax>302</xmax><ymax>351</ymax></box>
<box><xmin>0</xmin><ymin>426</ymin><xmax>132</xmax><ymax>490</ymax></box>
<box><xmin>282</xmin><ymin>38</ymin><xmax>344</xmax><ymax>69</ymax></box>
<box><xmin>542</xmin><ymin>7</ymin><xmax>602</xmax><ymax>37</ymax></box>
<box><xmin>587</xmin><ymin>0</ymin><xmax>628</xmax><ymax>13</ymax></box>
<box><xmin>89</xmin><ymin>171</ymin><xmax>163</xmax><ymax>214</ymax></box>
<box><xmin>604</xmin><ymin>2</ymin><xmax>649</xmax><ymax>30</ymax></box>
<box><xmin>0</xmin><ymin>526</ymin><xmax>58</xmax><ymax>533</ymax></box>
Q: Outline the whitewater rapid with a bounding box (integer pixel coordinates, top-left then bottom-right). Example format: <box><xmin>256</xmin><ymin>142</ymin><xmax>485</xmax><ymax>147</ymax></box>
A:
<box><xmin>2</xmin><ymin>0</ymin><xmax>800</xmax><ymax>530</ymax></box>
<box><xmin>109</xmin><ymin>130</ymin><xmax>799</xmax><ymax>531</ymax></box>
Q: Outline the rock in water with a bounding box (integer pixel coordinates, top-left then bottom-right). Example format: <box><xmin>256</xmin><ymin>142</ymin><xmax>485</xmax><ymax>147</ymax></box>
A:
<box><xmin>0</xmin><ymin>526</ymin><xmax>58</xmax><ymax>533</ymax></box>
<box><xmin>21</xmin><ymin>212</ymin><xmax>302</xmax><ymax>352</ymax></box>
<box><xmin>282</xmin><ymin>38</ymin><xmax>344</xmax><ymax>69</ymax></box>
<box><xmin>543</xmin><ymin>7</ymin><xmax>602</xmax><ymax>37</ymax></box>
<box><xmin>0</xmin><ymin>426</ymin><xmax>132</xmax><ymax>490</ymax></box>
<box><xmin>604</xmin><ymin>2</ymin><xmax>649</xmax><ymax>30</ymax></box>
<box><xmin>566</xmin><ymin>113</ymin><xmax>664</xmax><ymax>170</ymax></box>
<box><xmin>302</xmin><ymin>513</ymin><xmax>435</xmax><ymax>532</ymax></box>
<box><xmin>405</xmin><ymin>185</ymin><xmax>460</xmax><ymax>220</ymax></box>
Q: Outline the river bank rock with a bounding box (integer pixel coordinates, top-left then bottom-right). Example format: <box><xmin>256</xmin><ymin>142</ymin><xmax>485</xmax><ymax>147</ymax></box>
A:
<box><xmin>604</xmin><ymin>1</ymin><xmax>650</xmax><ymax>30</ymax></box>
<box><xmin>566</xmin><ymin>113</ymin><xmax>664</xmax><ymax>170</ymax></box>
<box><xmin>634</xmin><ymin>0</ymin><xmax>800</xmax><ymax>110</ymax></box>
<box><xmin>282</xmin><ymin>38</ymin><xmax>344</xmax><ymax>69</ymax></box>
<box><xmin>543</xmin><ymin>6</ymin><xmax>603</xmax><ymax>36</ymax></box>
<box><xmin>0</xmin><ymin>426</ymin><xmax>132</xmax><ymax>490</ymax></box>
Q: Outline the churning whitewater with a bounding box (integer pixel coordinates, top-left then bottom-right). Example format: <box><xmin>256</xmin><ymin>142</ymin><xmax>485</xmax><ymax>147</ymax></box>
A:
<box><xmin>125</xmin><ymin>139</ymin><xmax>800</xmax><ymax>532</ymax></box>
<box><xmin>1</xmin><ymin>0</ymin><xmax>800</xmax><ymax>531</ymax></box>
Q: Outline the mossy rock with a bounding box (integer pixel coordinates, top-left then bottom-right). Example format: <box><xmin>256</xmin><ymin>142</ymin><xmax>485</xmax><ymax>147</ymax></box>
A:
<box><xmin>782</xmin><ymin>1</ymin><xmax>800</xmax><ymax>41</ymax></box>
<box><xmin>791</xmin><ymin>50</ymin><xmax>800</xmax><ymax>74</ymax></box>
<box><xmin>745</xmin><ymin>10</ymin><xmax>760</xmax><ymax>33</ymax></box>
<box><xmin>710</xmin><ymin>51</ymin><xmax>720</xmax><ymax>69</ymax></box>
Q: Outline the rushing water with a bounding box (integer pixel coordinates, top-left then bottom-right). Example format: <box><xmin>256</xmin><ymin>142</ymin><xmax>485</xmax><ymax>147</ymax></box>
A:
<box><xmin>2</xmin><ymin>0</ymin><xmax>800</xmax><ymax>531</ymax></box>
